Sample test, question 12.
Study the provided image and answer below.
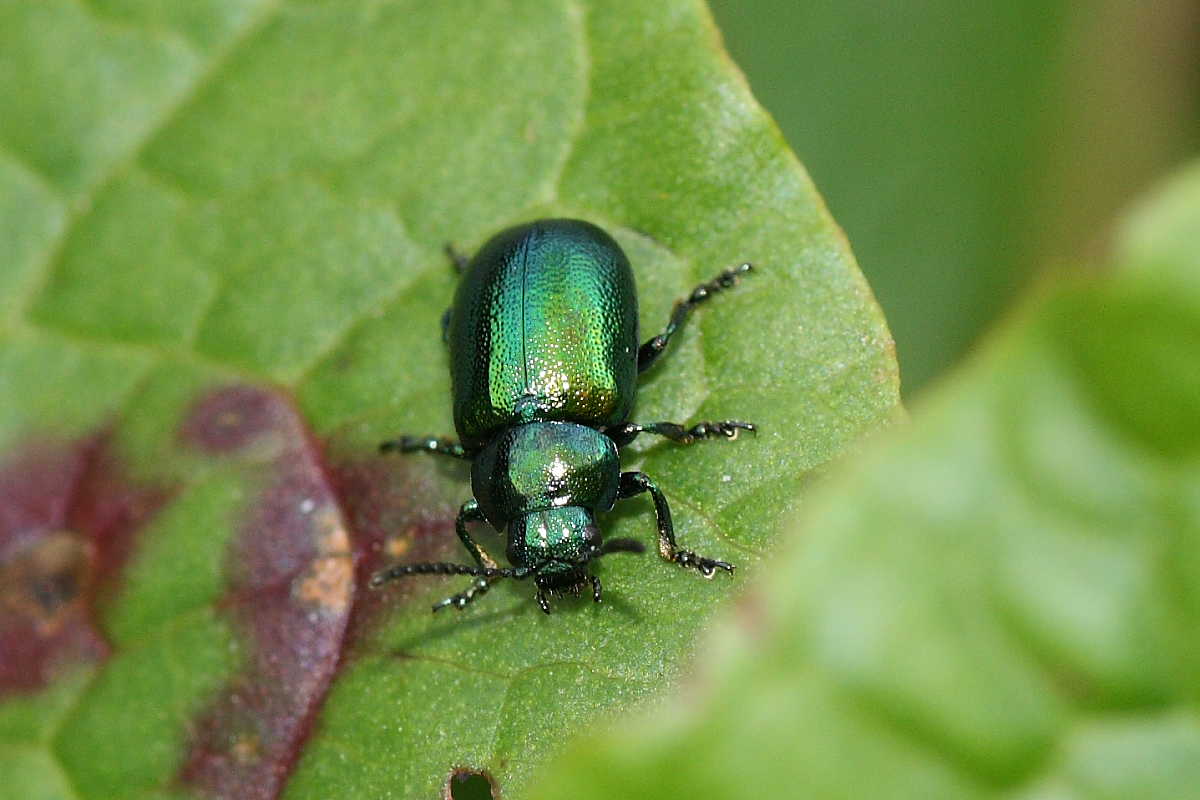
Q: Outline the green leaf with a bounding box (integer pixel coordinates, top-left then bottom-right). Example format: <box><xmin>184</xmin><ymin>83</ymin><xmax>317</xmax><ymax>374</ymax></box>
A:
<box><xmin>0</xmin><ymin>2</ymin><xmax>897</xmax><ymax>799</ymax></box>
<box><xmin>711</xmin><ymin>0</ymin><xmax>1199</xmax><ymax>395</ymax></box>
<box><xmin>530</xmin><ymin>160</ymin><xmax>1200</xmax><ymax>798</ymax></box>
<box><xmin>710</xmin><ymin>0</ymin><xmax>1077</xmax><ymax>393</ymax></box>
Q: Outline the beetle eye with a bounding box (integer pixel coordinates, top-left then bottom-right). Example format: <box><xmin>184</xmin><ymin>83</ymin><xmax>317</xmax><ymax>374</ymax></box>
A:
<box><xmin>372</xmin><ymin>219</ymin><xmax>745</xmax><ymax>616</ymax></box>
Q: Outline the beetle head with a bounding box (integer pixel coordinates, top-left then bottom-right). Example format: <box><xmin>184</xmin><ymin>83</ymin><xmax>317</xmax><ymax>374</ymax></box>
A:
<box><xmin>507</xmin><ymin>507</ymin><xmax>644</xmax><ymax>606</ymax></box>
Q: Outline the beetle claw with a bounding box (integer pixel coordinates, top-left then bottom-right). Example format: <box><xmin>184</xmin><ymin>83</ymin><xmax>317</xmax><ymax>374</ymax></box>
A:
<box><xmin>671</xmin><ymin>549</ymin><xmax>735</xmax><ymax>578</ymax></box>
<box><xmin>375</xmin><ymin>221</ymin><xmax>751</xmax><ymax>618</ymax></box>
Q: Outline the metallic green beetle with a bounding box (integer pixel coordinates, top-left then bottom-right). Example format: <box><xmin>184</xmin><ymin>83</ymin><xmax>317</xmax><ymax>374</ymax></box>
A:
<box><xmin>371</xmin><ymin>219</ymin><xmax>754</xmax><ymax>614</ymax></box>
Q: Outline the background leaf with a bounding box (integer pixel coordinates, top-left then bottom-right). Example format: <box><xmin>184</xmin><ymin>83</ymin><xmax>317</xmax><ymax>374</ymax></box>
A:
<box><xmin>709</xmin><ymin>0</ymin><xmax>1200</xmax><ymax>394</ymax></box>
<box><xmin>530</xmin><ymin>161</ymin><xmax>1200</xmax><ymax>798</ymax></box>
<box><xmin>0</xmin><ymin>1</ymin><xmax>898</xmax><ymax>798</ymax></box>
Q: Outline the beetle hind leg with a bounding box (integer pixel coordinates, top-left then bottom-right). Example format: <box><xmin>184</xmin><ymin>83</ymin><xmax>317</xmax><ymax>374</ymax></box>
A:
<box><xmin>638</xmin><ymin>262</ymin><xmax>753</xmax><ymax>373</ymax></box>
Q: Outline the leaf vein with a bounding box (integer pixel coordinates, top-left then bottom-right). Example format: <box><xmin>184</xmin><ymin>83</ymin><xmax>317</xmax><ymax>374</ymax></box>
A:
<box><xmin>13</xmin><ymin>0</ymin><xmax>285</xmax><ymax>327</ymax></box>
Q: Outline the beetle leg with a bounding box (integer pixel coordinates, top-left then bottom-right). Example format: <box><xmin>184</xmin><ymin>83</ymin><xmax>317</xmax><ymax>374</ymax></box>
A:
<box><xmin>369</xmin><ymin>559</ymin><xmax>532</xmax><ymax>612</ymax></box>
<box><xmin>439</xmin><ymin>243</ymin><xmax>467</xmax><ymax>344</ymax></box>
<box><xmin>431</xmin><ymin>563</ymin><xmax>540</xmax><ymax>613</ymax></box>
<box><xmin>433</xmin><ymin>577</ymin><xmax>493</xmax><ymax>612</ymax></box>
<box><xmin>378</xmin><ymin>435</ymin><xmax>467</xmax><ymax>459</ymax></box>
<box><xmin>444</xmin><ymin>242</ymin><xmax>470</xmax><ymax>272</ymax></box>
<box><xmin>616</xmin><ymin>471</ymin><xmax>735</xmax><ymax>577</ymax></box>
<box><xmin>606</xmin><ymin>420</ymin><xmax>756</xmax><ymax>447</ymax></box>
<box><xmin>428</xmin><ymin>498</ymin><xmax>505</xmax><ymax>611</ymax></box>
<box><xmin>637</xmin><ymin>263</ymin><xmax>753</xmax><ymax>373</ymax></box>
<box><xmin>452</xmin><ymin>498</ymin><xmax>500</xmax><ymax>570</ymax></box>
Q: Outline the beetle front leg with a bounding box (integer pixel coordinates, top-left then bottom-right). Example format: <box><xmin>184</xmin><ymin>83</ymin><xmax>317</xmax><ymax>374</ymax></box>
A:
<box><xmin>433</xmin><ymin>498</ymin><xmax>504</xmax><ymax>611</ymax></box>
<box><xmin>638</xmin><ymin>263</ymin><xmax>753</xmax><ymax>373</ymax></box>
<box><xmin>606</xmin><ymin>420</ymin><xmax>756</xmax><ymax>448</ymax></box>
<box><xmin>616</xmin><ymin>471</ymin><xmax>734</xmax><ymax>577</ymax></box>
<box><xmin>451</xmin><ymin>498</ymin><xmax>499</xmax><ymax>569</ymax></box>
<box><xmin>378</xmin><ymin>435</ymin><xmax>467</xmax><ymax>459</ymax></box>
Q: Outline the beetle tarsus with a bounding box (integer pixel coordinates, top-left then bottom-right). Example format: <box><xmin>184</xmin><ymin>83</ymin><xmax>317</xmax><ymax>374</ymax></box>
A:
<box><xmin>689</xmin><ymin>420</ymin><xmax>756</xmax><ymax>441</ymax></box>
<box><xmin>607</xmin><ymin>419</ymin><xmax>757</xmax><ymax>447</ymax></box>
<box><xmin>671</xmin><ymin>550</ymin><xmax>735</xmax><ymax>578</ymax></box>
<box><xmin>374</xmin><ymin>221</ymin><xmax>750</xmax><ymax>616</ymax></box>
<box><xmin>432</xmin><ymin>577</ymin><xmax>492</xmax><ymax>612</ymax></box>
<box><xmin>637</xmin><ymin>262</ymin><xmax>754</xmax><ymax>373</ymax></box>
<box><xmin>616</xmin><ymin>470</ymin><xmax>735</xmax><ymax>580</ymax></box>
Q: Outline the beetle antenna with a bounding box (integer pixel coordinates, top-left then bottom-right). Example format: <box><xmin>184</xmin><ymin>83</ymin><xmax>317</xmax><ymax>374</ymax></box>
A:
<box><xmin>599</xmin><ymin>538</ymin><xmax>646</xmax><ymax>556</ymax></box>
<box><xmin>369</xmin><ymin>562</ymin><xmax>526</xmax><ymax>588</ymax></box>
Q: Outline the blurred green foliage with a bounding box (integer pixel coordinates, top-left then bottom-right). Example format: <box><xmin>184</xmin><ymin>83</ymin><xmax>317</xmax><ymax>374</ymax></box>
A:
<box><xmin>710</xmin><ymin>0</ymin><xmax>1199</xmax><ymax>393</ymax></box>
<box><xmin>533</xmin><ymin>155</ymin><xmax>1200</xmax><ymax>800</ymax></box>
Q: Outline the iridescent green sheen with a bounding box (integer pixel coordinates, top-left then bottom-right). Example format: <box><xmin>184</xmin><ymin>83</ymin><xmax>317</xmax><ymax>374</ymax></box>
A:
<box><xmin>472</xmin><ymin>422</ymin><xmax>620</xmax><ymax>527</ymax></box>
<box><xmin>372</xmin><ymin>218</ymin><xmax>752</xmax><ymax>614</ymax></box>
<box><xmin>506</xmin><ymin>506</ymin><xmax>600</xmax><ymax>586</ymax></box>
<box><xmin>470</xmin><ymin>420</ymin><xmax>619</xmax><ymax>586</ymax></box>
<box><xmin>447</xmin><ymin>219</ymin><xmax>638</xmax><ymax>450</ymax></box>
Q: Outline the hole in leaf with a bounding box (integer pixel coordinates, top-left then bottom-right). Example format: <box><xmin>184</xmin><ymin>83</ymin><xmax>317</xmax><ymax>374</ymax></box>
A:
<box><xmin>447</xmin><ymin>768</ymin><xmax>496</xmax><ymax>800</ymax></box>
